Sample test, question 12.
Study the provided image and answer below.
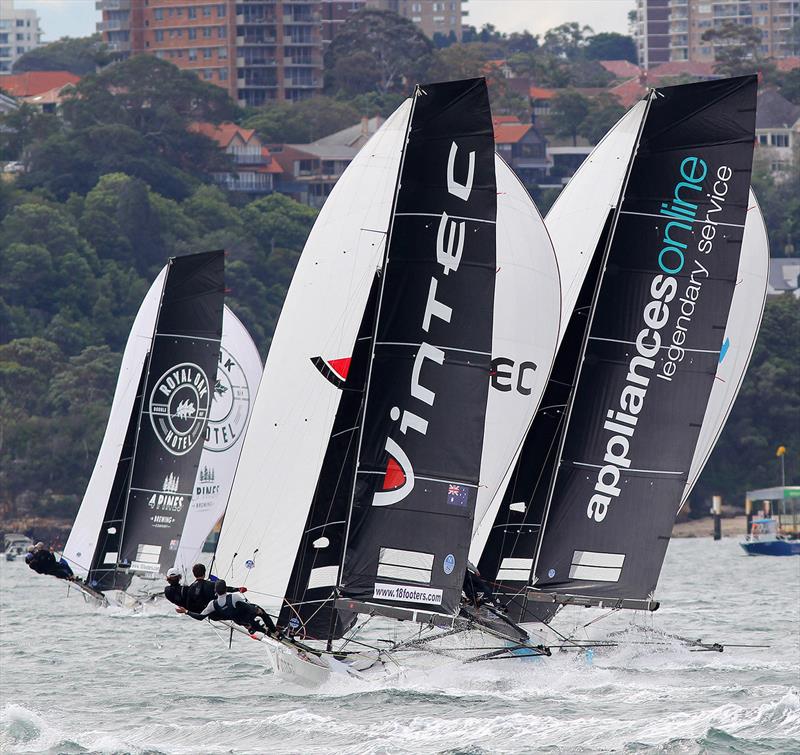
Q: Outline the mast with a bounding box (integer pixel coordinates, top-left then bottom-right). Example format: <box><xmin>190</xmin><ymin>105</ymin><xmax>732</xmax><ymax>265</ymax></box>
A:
<box><xmin>336</xmin><ymin>78</ymin><xmax>498</xmax><ymax>620</ymax></box>
<box><xmin>529</xmin><ymin>76</ymin><xmax>758</xmax><ymax>605</ymax></box>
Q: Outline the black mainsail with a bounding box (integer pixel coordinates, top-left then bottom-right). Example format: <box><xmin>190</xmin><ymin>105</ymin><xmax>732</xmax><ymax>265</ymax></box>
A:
<box><xmin>337</xmin><ymin>78</ymin><xmax>497</xmax><ymax>618</ymax></box>
<box><xmin>90</xmin><ymin>251</ymin><xmax>224</xmax><ymax>589</ymax></box>
<box><xmin>530</xmin><ymin>76</ymin><xmax>757</xmax><ymax>606</ymax></box>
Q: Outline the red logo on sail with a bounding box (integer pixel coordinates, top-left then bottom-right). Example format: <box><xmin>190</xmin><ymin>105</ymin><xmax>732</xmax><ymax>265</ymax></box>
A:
<box><xmin>311</xmin><ymin>356</ymin><xmax>351</xmax><ymax>389</ymax></box>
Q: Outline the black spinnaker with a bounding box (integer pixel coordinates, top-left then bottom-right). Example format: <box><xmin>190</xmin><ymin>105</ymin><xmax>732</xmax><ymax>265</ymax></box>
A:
<box><xmin>337</xmin><ymin>78</ymin><xmax>497</xmax><ymax>619</ymax></box>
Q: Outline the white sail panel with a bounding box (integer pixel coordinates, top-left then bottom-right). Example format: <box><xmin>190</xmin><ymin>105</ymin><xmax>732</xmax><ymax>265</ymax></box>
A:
<box><xmin>212</xmin><ymin>100</ymin><xmax>412</xmax><ymax>607</ymax></box>
<box><xmin>470</xmin><ymin>156</ymin><xmax>560</xmax><ymax>555</ymax></box>
<box><xmin>545</xmin><ymin>100</ymin><xmax>647</xmax><ymax>341</ymax></box>
<box><xmin>63</xmin><ymin>267</ymin><xmax>167</xmax><ymax>578</ymax></box>
<box><xmin>680</xmin><ymin>189</ymin><xmax>769</xmax><ymax>507</ymax></box>
<box><xmin>173</xmin><ymin>307</ymin><xmax>262</xmax><ymax>574</ymax></box>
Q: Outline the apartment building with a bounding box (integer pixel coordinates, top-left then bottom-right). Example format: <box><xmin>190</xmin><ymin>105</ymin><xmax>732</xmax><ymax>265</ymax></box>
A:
<box><xmin>670</xmin><ymin>0</ymin><xmax>800</xmax><ymax>62</ymax></box>
<box><xmin>366</xmin><ymin>0</ymin><xmax>466</xmax><ymax>41</ymax></box>
<box><xmin>633</xmin><ymin>0</ymin><xmax>671</xmax><ymax>68</ymax></box>
<box><xmin>0</xmin><ymin>0</ymin><xmax>41</xmax><ymax>74</ymax></box>
<box><xmin>96</xmin><ymin>0</ymin><xmax>327</xmax><ymax>105</ymax></box>
<box><xmin>635</xmin><ymin>0</ymin><xmax>800</xmax><ymax>65</ymax></box>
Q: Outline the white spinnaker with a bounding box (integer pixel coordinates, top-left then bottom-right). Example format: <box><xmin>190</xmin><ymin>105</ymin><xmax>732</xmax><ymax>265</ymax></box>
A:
<box><xmin>469</xmin><ymin>156</ymin><xmax>560</xmax><ymax>559</ymax></box>
<box><xmin>212</xmin><ymin>100</ymin><xmax>412</xmax><ymax>608</ymax></box>
<box><xmin>680</xmin><ymin>189</ymin><xmax>769</xmax><ymax>508</ymax></box>
<box><xmin>544</xmin><ymin>100</ymin><xmax>647</xmax><ymax>343</ymax></box>
<box><xmin>63</xmin><ymin>268</ymin><xmax>167</xmax><ymax>578</ymax></box>
<box><xmin>173</xmin><ymin>307</ymin><xmax>262</xmax><ymax>575</ymax></box>
<box><xmin>470</xmin><ymin>101</ymin><xmax>647</xmax><ymax>564</ymax></box>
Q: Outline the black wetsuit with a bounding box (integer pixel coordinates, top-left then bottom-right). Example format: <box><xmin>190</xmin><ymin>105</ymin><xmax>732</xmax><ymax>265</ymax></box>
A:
<box><xmin>185</xmin><ymin>579</ymin><xmax>239</xmax><ymax>613</ymax></box>
<box><xmin>187</xmin><ymin>593</ymin><xmax>275</xmax><ymax>635</ymax></box>
<box><xmin>27</xmin><ymin>550</ymin><xmax>73</xmax><ymax>579</ymax></box>
<box><xmin>164</xmin><ymin>582</ymin><xmax>188</xmax><ymax>608</ymax></box>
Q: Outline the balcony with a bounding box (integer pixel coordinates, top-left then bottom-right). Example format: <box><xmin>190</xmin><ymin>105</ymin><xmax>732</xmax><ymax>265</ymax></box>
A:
<box><xmin>96</xmin><ymin>0</ymin><xmax>129</xmax><ymax>9</ymax></box>
<box><xmin>99</xmin><ymin>19</ymin><xmax>126</xmax><ymax>31</ymax></box>
<box><xmin>107</xmin><ymin>40</ymin><xmax>131</xmax><ymax>52</ymax></box>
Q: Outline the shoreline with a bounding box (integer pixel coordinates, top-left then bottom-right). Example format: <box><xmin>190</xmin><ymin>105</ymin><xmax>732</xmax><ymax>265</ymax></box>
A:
<box><xmin>672</xmin><ymin>514</ymin><xmax>748</xmax><ymax>538</ymax></box>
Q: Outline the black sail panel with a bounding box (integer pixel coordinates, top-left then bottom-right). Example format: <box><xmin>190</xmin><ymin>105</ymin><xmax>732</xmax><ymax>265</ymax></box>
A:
<box><xmin>278</xmin><ymin>278</ymin><xmax>380</xmax><ymax>641</ymax></box>
<box><xmin>477</xmin><ymin>215</ymin><xmax>610</xmax><ymax>624</ymax></box>
<box><xmin>340</xmin><ymin>79</ymin><xmax>497</xmax><ymax>616</ymax></box>
<box><xmin>533</xmin><ymin>76</ymin><xmax>757</xmax><ymax>601</ymax></box>
<box><xmin>118</xmin><ymin>251</ymin><xmax>224</xmax><ymax>577</ymax></box>
<box><xmin>86</xmin><ymin>359</ymin><xmax>149</xmax><ymax>591</ymax></box>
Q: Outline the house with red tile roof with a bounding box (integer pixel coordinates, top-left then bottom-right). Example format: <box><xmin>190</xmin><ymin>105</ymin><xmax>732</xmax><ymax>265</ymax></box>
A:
<box><xmin>492</xmin><ymin>116</ymin><xmax>549</xmax><ymax>184</ymax></box>
<box><xmin>190</xmin><ymin>122</ymin><xmax>282</xmax><ymax>194</ymax></box>
<box><xmin>0</xmin><ymin>71</ymin><xmax>79</xmax><ymax>97</ymax></box>
<box><xmin>598</xmin><ymin>60</ymin><xmax>641</xmax><ymax>80</ymax></box>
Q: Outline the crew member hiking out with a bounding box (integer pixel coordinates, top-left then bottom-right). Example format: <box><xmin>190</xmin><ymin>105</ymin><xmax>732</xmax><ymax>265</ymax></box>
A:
<box><xmin>163</xmin><ymin>568</ymin><xmax>188</xmax><ymax>608</ymax></box>
<box><xmin>25</xmin><ymin>542</ymin><xmax>74</xmax><ymax>580</ymax></box>
<box><xmin>185</xmin><ymin>563</ymin><xmax>245</xmax><ymax>613</ymax></box>
<box><xmin>177</xmin><ymin>580</ymin><xmax>277</xmax><ymax>637</ymax></box>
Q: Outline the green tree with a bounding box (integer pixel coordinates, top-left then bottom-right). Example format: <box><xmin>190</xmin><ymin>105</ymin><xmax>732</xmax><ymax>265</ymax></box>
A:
<box><xmin>242</xmin><ymin>192</ymin><xmax>317</xmax><ymax>255</ymax></box>
<box><xmin>324</xmin><ymin>10</ymin><xmax>433</xmax><ymax>95</ymax></box>
<box><xmin>580</xmin><ymin>93</ymin><xmax>625</xmax><ymax>144</ymax></box>
<box><xmin>0</xmin><ymin>103</ymin><xmax>60</xmax><ymax>165</ymax></box>
<box><xmin>11</xmin><ymin>34</ymin><xmax>111</xmax><ymax>75</ymax></box>
<box><xmin>695</xmin><ymin>295</ymin><xmax>800</xmax><ymax>507</ymax></box>
<box><xmin>584</xmin><ymin>32</ymin><xmax>637</xmax><ymax>63</ymax></box>
<box><xmin>244</xmin><ymin>96</ymin><xmax>360</xmax><ymax>144</ymax></box>
<box><xmin>542</xmin><ymin>22</ymin><xmax>593</xmax><ymax>60</ymax></box>
<box><xmin>550</xmin><ymin>90</ymin><xmax>591</xmax><ymax>146</ymax></box>
<box><xmin>702</xmin><ymin>22</ymin><xmax>774</xmax><ymax>77</ymax></box>
<box><xmin>22</xmin><ymin>57</ymin><xmax>237</xmax><ymax>200</ymax></box>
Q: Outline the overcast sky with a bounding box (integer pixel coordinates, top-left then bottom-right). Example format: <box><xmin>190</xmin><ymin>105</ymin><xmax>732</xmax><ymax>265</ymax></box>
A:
<box><xmin>29</xmin><ymin>0</ymin><xmax>634</xmax><ymax>43</ymax></box>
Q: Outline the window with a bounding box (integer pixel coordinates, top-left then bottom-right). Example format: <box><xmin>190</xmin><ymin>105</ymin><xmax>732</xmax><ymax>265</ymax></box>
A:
<box><xmin>203</xmin><ymin>47</ymin><xmax>213</xmax><ymax>58</ymax></box>
<box><xmin>217</xmin><ymin>26</ymin><xmax>226</xmax><ymax>37</ymax></box>
<box><xmin>154</xmin><ymin>8</ymin><xmax>163</xmax><ymax>20</ymax></box>
<box><xmin>758</xmin><ymin>134</ymin><xmax>768</xmax><ymax>145</ymax></box>
<box><xmin>168</xmin><ymin>7</ymin><xmax>174</xmax><ymax>16</ymax></box>
<box><xmin>217</xmin><ymin>4</ymin><xmax>226</xmax><ymax>16</ymax></box>
<box><xmin>16</xmin><ymin>46</ymin><xmax>24</xmax><ymax>54</ymax></box>
<box><xmin>16</xmin><ymin>19</ymin><xmax>24</xmax><ymax>27</ymax></box>
<box><xmin>188</xmin><ymin>7</ymin><xmax>197</xmax><ymax>19</ymax></box>
<box><xmin>189</xmin><ymin>47</ymin><xmax>198</xmax><ymax>60</ymax></box>
<box><xmin>204</xmin><ymin>69</ymin><xmax>214</xmax><ymax>80</ymax></box>
<box><xmin>218</xmin><ymin>46</ymin><xmax>227</xmax><ymax>59</ymax></box>
<box><xmin>155</xmin><ymin>29</ymin><xmax>164</xmax><ymax>41</ymax></box>
<box><xmin>219</xmin><ymin>68</ymin><xmax>228</xmax><ymax>81</ymax></box>
<box><xmin>188</xmin><ymin>27</ymin><xmax>197</xmax><ymax>39</ymax></box>
<box><xmin>771</xmin><ymin>133</ymin><xmax>789</xmax><ymax>147</ymax></box>
<box><xmin>203</xmin><ymin>6</ymin><xmax>212</xmax><ymax>17</ymax></box>
<box><xmin>203</xmin><ymin>26</ymin><xmax>212</xmax><ymax>37</ymax></box>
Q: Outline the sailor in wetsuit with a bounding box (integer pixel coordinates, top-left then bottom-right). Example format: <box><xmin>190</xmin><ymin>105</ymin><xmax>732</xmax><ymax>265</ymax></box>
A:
<box><xmin>25</xmin><ymin>542</ymin><xmax>74</xmax><ymax>580</ymax></box>
<box><xmin>177</xmin><ymin>579</ymin><xmax>276</xmax><ymax>637</ymax></box>
<box><xmin>463</xmin><ymin>560</ymin><xmax>504</xmax><ymax>610</ymax></box>
<box><xmin>184</xmin><ymin>563</ymin><xmax>245</xmax><ymax>613</ymax></box>
<box><xmin>163</xmin><ymin>567</ymin><xmax>188</xmax><ymax>608</ymax></box>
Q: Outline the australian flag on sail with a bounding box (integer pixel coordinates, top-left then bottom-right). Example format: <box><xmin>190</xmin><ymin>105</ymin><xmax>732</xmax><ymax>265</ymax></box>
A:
<box><xmin>447</xmin><ymin>484</ymin><xmax>469</xmax><ymax>508</ymax></box>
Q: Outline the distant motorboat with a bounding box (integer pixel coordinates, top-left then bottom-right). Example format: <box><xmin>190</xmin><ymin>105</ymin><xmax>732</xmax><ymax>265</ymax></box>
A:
<box><xmin>3</xmin><ymin>533</ymin><xmax>33</xmax><ymax>560</ymax></box>
<box><xmin>740</xmin><ymin>518</ymin><xmax>800</xmax><ymax>556</ymax></box>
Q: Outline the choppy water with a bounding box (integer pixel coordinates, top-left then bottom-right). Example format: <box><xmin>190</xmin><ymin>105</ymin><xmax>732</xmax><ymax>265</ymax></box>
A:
<box><xmin>1</xmin><ymin>538</ymin><xmax>798</xmax><ymax>754</ymax></box>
